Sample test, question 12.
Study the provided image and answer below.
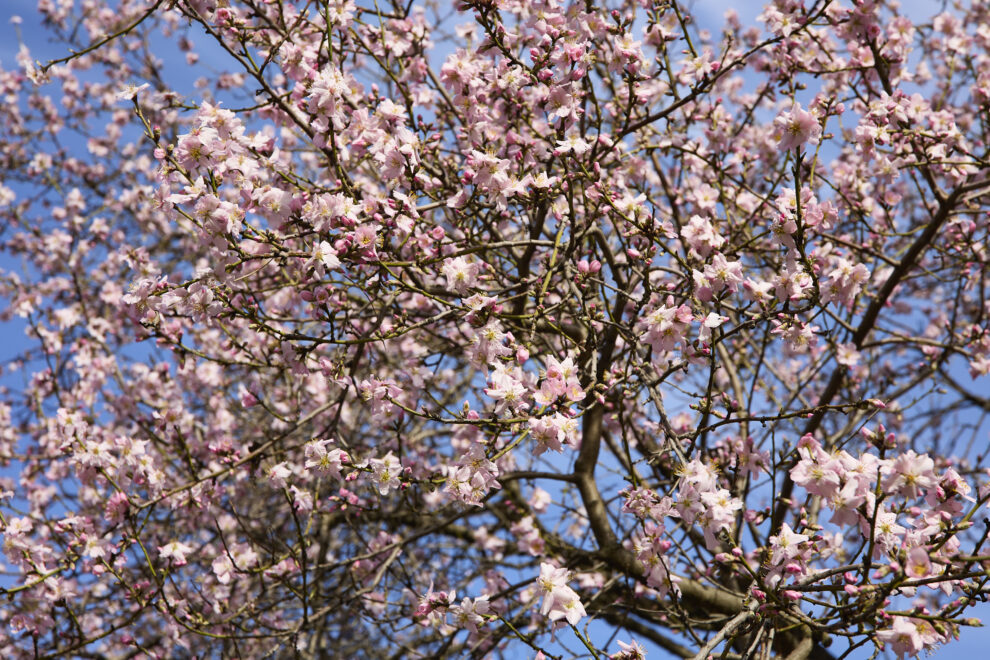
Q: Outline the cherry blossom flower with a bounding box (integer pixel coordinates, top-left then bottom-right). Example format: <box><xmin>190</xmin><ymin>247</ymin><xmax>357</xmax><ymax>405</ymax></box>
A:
<box><xmin>876</xmin><ymin>617</ymin><xmax>925</xmax><ymax>659</ymax></box>
<box><xmin>442</xmin><ymin>256</ymin><xmax>480</xmax><ymax>295</ymax></box>
<box><xmin>883</xmin><ymin>450</ymin><xmax>937</xmax><ymax>500</ymax></box>
<box><xmin>304</xmin><ymin>440</ymin><xmax>348</xmax><ymax>480</ymax></box>
<box><xmin>159</xmin><ymin>541</ymin><xmax>194</xmax><ymax>567</ymax></box>
<box><xmin>114</xmin><ymin>83</ymin><xmax>149</xmax><ymax>102</ymax></box>
<box><xmin>774</xmin><ymin>102</ymin><xmax>822</xmax><ymax>150</ymax></box>
<box><xmin>315</xmin><ymin>241</ymin><xmax>341</xmax><ymax>271</ymax></box>
<box><xmin>369</xmin><ymin>453</ymin><xmax>402</xmax><ymax>495</ymax></box>
<box><xmin>769</xmin><ymin>523</ymin><xmax>809</xmax><ymax>566</ymax></box>
<box><xmin>449</xmin><ymin>595</ymin><xmax>491</xmax><ymax>635</ymax></box>
<box><xmin>536</xmin><ymin>563</ymin><xmax>586</xmax><ymax>625</ymax></box>
<box><xmin>611</xmin><ymin>639</ymin><xmax>648</xmax><ymax>660</ymax></box>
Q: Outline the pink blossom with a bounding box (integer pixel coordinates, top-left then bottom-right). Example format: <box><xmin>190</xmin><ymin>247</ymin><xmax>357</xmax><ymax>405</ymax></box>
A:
<box><xmin>876</xmin><ymin>617</ymin><xmax>925</xmax><ymax>659</ymax></box>
<box><xmin>611</xmin><ymin>639</ymin><xmax>648</xmax><ymax>660</ymax></box>
<box><xmin>304</xmin><ymin>440</ymin><xmax>348</xmax><ymax>480</ymax></box>
<box><xmin>769</xmin><ymin>523</ymin><xmax>808</xmax><ymax>566</ymax></box>
<box><xmin>369</xmin><ymin>452</ymin><xmax>402</xmax><ymax>495</ymax></box>
<box><xmin>442</xmin><ymin>256</ymin><xmax>480</xmax><ymax>295</ymax></box>
<box><xmin>774</xmin><ymin>103</ymin><xmax>822</xmax><ymax>150</ymax></box>
<box><xmin>158</xmin><ymin>540</ymin><xmax>194</xmax><ymax>566</ymax></box>
<box><xmin>882</xmin><ymin>450</ymin><xmax>936</xmax><ymax>500</ymax></box>
<box><xmin>449</xmin><ymin>595</ymin><xmax>491</xmax><ymax>635</ymax></box>
<box><xmin>536</xmin><ymin>562</ymin><xmax>585</xmax><ymax>625</ymax></box>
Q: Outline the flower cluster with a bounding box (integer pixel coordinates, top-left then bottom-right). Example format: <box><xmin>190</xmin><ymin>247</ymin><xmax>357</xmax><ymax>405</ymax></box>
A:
<box><xmin>536</xmin><ymin>563</ymin><xmax>586</xmax><ymax>626</ymax></box>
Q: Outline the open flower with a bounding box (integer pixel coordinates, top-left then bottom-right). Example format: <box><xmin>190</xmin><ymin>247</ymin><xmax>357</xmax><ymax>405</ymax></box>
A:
<box><xmin>369</xmin><ymin>452</ymin><xmax>402</xmax><ymax>495</ymax></box>
<box><xmin>774</xmin><ymin>102</ymin><xmax>822</xmax><ymax>151</ymax></box>
<box><xmin>536</xmin><ymin>562</ymin><xmax>586</xmax><ymax>625</ymax></box>
<box><xmin>158</xmin><ymin>540</ymin><xmax>193</xmax><ymax>566</ymax></box>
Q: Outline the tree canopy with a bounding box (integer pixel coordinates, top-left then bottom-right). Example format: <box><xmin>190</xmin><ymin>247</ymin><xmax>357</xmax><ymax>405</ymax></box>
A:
<box><xmin>2</xmin><ymin>0</ymin><xmax>990</xmax><ymax>658</ymax></box>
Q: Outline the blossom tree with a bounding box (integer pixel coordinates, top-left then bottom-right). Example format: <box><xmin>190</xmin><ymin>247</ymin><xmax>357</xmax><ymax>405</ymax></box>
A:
<box><xmin>2</xmin><ymin>0</ymin><xmax>990</xmax><ymax>658</ymax></box>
